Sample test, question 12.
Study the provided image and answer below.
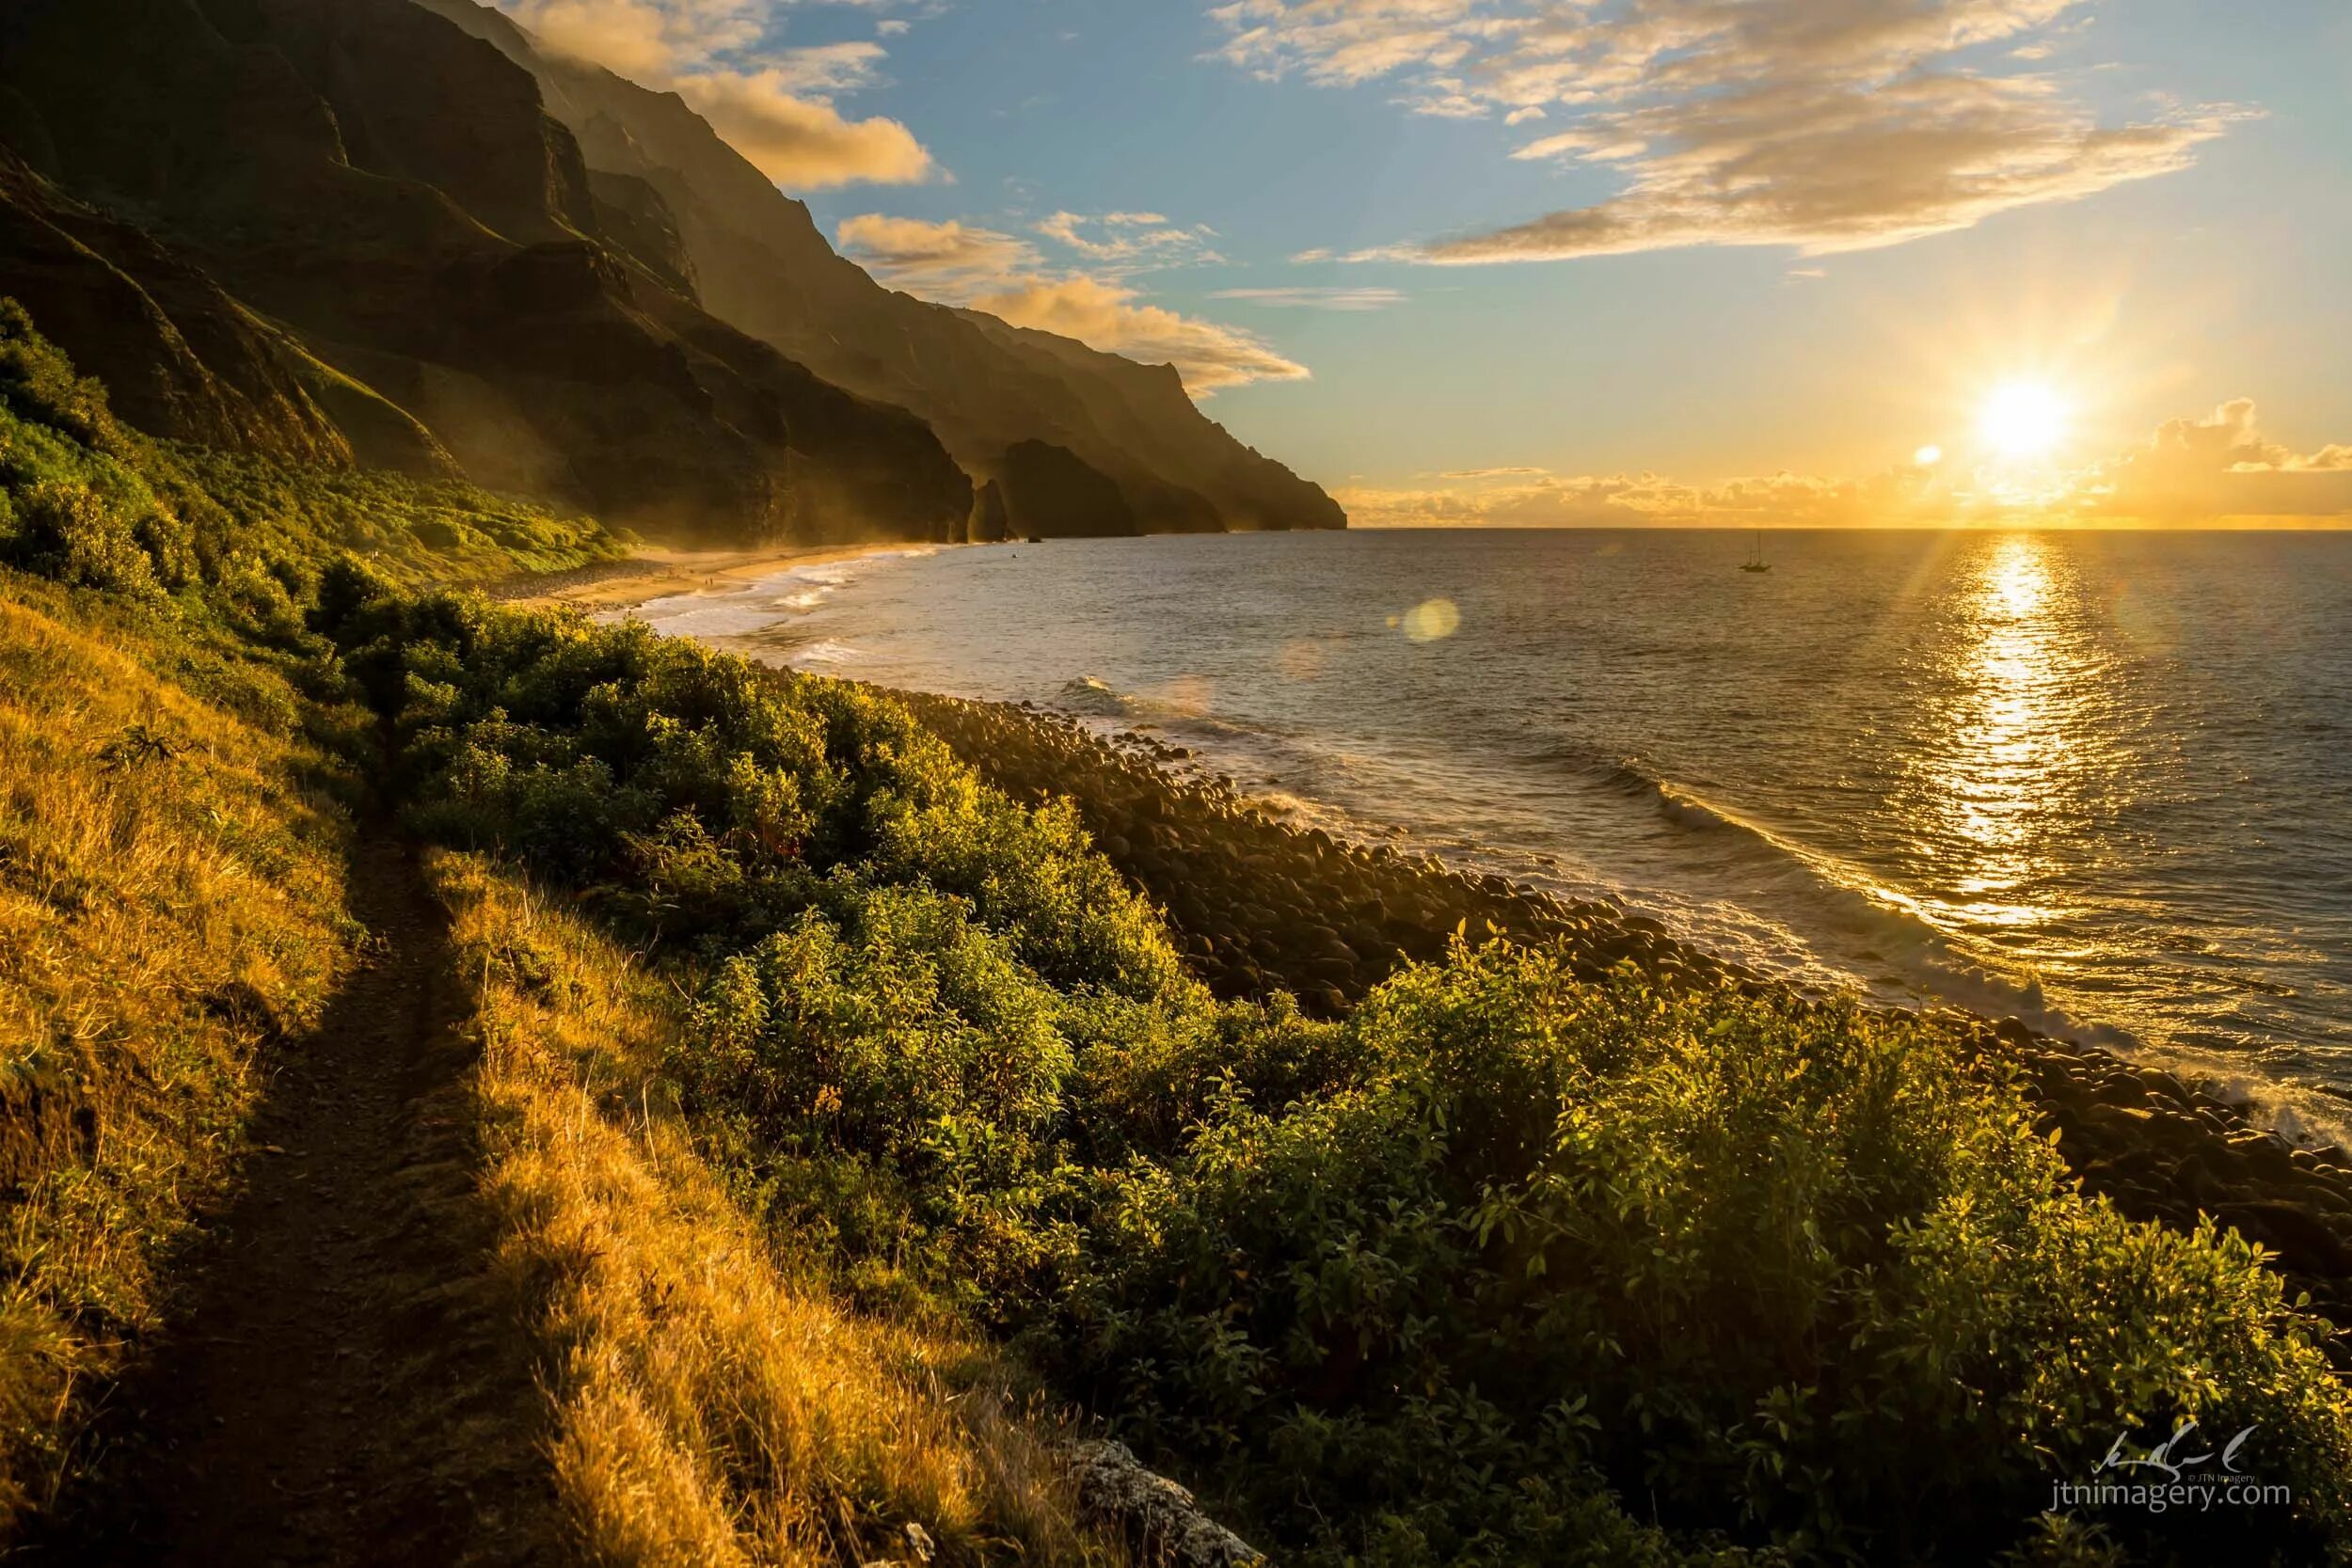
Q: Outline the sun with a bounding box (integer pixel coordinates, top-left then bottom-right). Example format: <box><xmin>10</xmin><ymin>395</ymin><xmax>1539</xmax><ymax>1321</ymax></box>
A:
<box><xmin>1978</xmin><ymin>380</ymin><xmax>2071</xmax><ymax>462</ymax></box>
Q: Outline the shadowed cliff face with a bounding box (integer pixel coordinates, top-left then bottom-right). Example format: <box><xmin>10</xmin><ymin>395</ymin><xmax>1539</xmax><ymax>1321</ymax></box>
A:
<box><xmin>0</xmin><ymin>150</ymin><xmax>404</xmax><ymax>469</ymax></box>
<box><xmin>0</xmin><ymin>0</ymin><xmax>972</xmax><ymax>544</ymax></box>
<box><xmin>413</xmin><ymin>0</ymin><xmax>1348</xmax><ymax>538</ymax></box>
<box><xmin>998</xmin><ymin>440</ymin><xmax>1142</xmax><ymax>539</ymax></box>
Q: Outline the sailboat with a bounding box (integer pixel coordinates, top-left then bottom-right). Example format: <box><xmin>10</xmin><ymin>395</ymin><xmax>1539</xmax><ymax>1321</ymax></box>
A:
<box><xmin>1740</xmin><ymin>530</ymin><xmax>1772</xmax><ymax>573</ymax></box>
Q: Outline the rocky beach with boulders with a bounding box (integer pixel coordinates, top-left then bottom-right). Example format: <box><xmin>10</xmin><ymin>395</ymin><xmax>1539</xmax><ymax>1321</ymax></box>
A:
<box><xmin>892</xmin><ymin>687</ymin><xmax>2352</xmax><ymax>1366</ymax></box>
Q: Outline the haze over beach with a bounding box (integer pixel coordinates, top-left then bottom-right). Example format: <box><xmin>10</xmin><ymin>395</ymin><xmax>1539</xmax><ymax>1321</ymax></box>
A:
<box><xmin>2</xmin><ymin>3</ymin><xmax>2352</xmax><ymax>1567</ymax></box>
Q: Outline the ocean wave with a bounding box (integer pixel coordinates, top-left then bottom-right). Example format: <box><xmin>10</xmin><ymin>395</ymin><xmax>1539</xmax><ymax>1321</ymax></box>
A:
<box><xmin>788</xmin><ymin>639</ymin><xmax>863</xmax><ymax>666</ymax></box>
<box><xmin>612</xmin><ymin>547</ymin><xmax>935</xmax><ymax>641</ymax></box>
<box><xmin>660</xmin><ymin>533</ymin><xmax>2352</xmax><ymax>1145</ymax></box>
<box><xmin>1647</xmin><ymin>777</ymin><xmax>2146</xmax><ymax>1049</ymax></box>
<box><xmin>1059</xmin><ymin>674</ymin><xmax>1131</xmax><ymax>716</ymax></box>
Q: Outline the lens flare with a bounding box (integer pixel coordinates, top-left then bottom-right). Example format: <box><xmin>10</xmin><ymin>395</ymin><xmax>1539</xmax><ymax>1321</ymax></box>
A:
<box><xmin>1402</xmin><ymin>598</ymin><xmax>1461</xmax><ymax>642</ymax></box>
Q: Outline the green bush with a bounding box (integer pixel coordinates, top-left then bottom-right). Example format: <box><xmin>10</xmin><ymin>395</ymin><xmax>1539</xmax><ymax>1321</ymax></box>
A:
<box><xmin>12</xmin><ymin>290</ymin><xmax>2349</xmax><ymax>1567</ymax></box>
<box><xmin>1039</xmin><ymin>946</ymin><xmax>2352</xmax><ymax>1562</ymax></box>
<box><xmin>316</xmin><ymin>584</ymin><xmax>1188</xmax><ymax>989</ymax></box>
<box><xmin>310</xmin><ymin>573</ymin><xmax>2352</xmax><ymax>1567</ymax></box>
<box><xmin>0</xmin><ymin>305</ymin><xmax>195</xmax><ymax>598</ymax></box>
<box><xmin>0</xmin><ymin>298</ymin><xmax>124</xmax><ymax>454</ymax></box>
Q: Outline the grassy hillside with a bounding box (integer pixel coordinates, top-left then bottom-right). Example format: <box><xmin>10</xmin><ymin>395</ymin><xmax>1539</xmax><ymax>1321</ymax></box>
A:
<box><xmin>437</xmin><ymin>850</ymin><xmax>1112</xmax><ymax>1565</ymax></box>
<box><xmin>0</xmin><ymin>299</ymin><xmax>1134</xmax><ymax>1562</ymax></box>
<box><xmin>0</xmin><ymin>297</ymin><xmax>616</xmax><ymax>1530</ymax></box>
<box><xmin>4</xmin><ymin>297</ymin><xmax>2351</xmax><ymax>1565</ymax></box>
<box><xmin>0</xmin><ymin>579</ymin><xmax>358</xmax><ymax>1524</ymax></box>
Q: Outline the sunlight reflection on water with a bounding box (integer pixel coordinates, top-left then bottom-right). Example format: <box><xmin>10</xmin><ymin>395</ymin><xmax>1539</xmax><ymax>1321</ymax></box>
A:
<box><xmin>1933</xmin><ymin>535</ymin><xmax>2080</xmax><ymax>927</ymax></box>
<box><xmin>631</xmin><ymin>528</ymin><xmax>2352</xmax><ymax>1108</ymax></box>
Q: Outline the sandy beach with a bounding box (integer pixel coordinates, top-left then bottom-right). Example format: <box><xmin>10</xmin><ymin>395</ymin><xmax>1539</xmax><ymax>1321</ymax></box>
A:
<box><xmin>500</xmin><ymin>540</ymin><xmax>950</xmax><ymax>615</ymax></box>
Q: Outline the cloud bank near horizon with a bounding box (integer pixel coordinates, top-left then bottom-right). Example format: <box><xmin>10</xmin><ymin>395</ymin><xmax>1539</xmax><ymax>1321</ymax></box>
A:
<box><xmin>1337</xmin><ymin>402</ymin><xmax>2352</xmax><ymax>529</ymax></box>
<box><xmin>1212</xmin><ymin>0</ymin><xmax>2244</xmax><ymax>265</ymax></box>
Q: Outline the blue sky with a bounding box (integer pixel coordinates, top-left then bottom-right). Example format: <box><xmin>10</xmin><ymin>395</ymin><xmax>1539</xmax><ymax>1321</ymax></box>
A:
<box><xmin>499</xmin><ymin>0</ymin><xmax>2352</xmax><ymax>525</ymax></box>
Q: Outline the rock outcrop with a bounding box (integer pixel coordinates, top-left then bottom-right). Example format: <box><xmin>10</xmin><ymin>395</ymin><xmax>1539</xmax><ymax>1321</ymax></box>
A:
<box><xmin>1071</xmin><ymin>1440</ymin><xmax>1263</xmax><ymax>1568</ymax></box>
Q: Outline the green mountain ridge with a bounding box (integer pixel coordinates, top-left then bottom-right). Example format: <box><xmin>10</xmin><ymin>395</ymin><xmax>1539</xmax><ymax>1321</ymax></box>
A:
<box><xmin>0</xmin><ymin>0</ymin><xmax>1343</xmax><ymax>544</ymax></box>
<box><xmin>417</xmin><ymin>0</ymin><xmax>1344</xmax><ymax>536</ymax></box>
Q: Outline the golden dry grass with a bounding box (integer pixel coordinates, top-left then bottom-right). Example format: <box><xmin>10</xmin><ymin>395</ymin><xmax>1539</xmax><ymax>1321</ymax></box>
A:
<box><xmin>0</xmin><ymin>580</ymin><xmax>356</xmax><ymax>1527</ymax></box>
<box><xmin>433</xmin><ymin>850</ymin><xmax>1117</xmax><ymax>1568</ymax></box>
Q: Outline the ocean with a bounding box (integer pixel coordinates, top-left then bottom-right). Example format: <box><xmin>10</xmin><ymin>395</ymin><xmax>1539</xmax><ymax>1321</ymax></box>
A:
<box><xmin>614</xmin><ymin>528</ymin><xmax>2352</xmax><ymax>1128</ymax></box>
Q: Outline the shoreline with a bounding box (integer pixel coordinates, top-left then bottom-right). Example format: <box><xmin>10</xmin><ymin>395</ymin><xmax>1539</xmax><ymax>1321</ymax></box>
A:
<box><xmin>491</xmin><ymin>539</ymin><xmax>952</xmax><ymax>615</ymax></box>
<box><xmin>885</xmin><ymin>687</ymin><xmax>2352</xmax><ymax>1354</ymax></box>
<box><xmin>532</xmin><ymin>555</ymin><xmax>2352</xmax><ymax>1348</ymax></box>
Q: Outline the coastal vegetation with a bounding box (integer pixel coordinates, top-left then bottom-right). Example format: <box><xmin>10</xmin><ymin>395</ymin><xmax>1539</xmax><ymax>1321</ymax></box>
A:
<box><xmin>436</xmin><ymin>849</ymin><xmax>1111</xmax><ymax>1565</ymax></box>
<box><xmin>309</xmin><ymin>576</ymin><xmax>2352</xmax><ymax>1566</ymax></box>
<box><xmin>4</xmin><ymin>304</ymin><xmax>2351</xmax><ymax>1564</ymax></box>
<box><xmin>0</xmin><ymin>578</ymin><xmax>357</xmax><ymax>1525</ymax></box>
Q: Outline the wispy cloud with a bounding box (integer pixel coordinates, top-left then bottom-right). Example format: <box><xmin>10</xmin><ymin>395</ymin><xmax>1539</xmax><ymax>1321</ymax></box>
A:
<box><xmin>834</xmin><ymin>213</ymin><xmax>1036</xmax><ymax>289</ymax></box>
<box><xmin>1335</xmin><ymin>466</ymin><xmax>1948</xmax><ymax>530</ymax></box>
<box><xmin>1209</xmin><ymin>0</ymin><xmax>2246</xmax><ymax>263</ymax></box>
<box><xmin>1035</xmin><ymin>211</ymin><xmax>1226</xmax><ymax>271</ymax></box>
<box><xmin>498</xmin><ymin>0</ymin><xmax>934</xmax><ymax>188</ymax></box>
<box><xmin>837</xmin><ymin>213</ymin><xmax>1310</xmax><ymax>393</ymax></box>
<box><xmin>1210</xmin><ymin>286</ymin><xmax>1406</xmax><ymax>310</ymax></box>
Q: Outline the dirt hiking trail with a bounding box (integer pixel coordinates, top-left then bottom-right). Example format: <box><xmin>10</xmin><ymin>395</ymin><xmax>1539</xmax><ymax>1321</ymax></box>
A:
<box><xmin>44</xmin><ymin>838</ymin><xmax>554</xmax><ymax>1567</ymax></box>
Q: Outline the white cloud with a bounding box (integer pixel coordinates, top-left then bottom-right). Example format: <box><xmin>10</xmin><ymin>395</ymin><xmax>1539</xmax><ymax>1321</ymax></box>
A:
<box><xmin>501</xmin><ymin>0</ymin><xmax>758</xmax><ymax>78</ymax></box>
<box><xmin>2079</xmin><ymin>399</ymin><xmax>2352</xmax><ymax>523</ymax></box>
<box><xmin>836</xmin><ymin>214</ymin><xmax>1310</xmax><ymax>394</ymax></box>
<box><xmin>734</xmin><ymin>40</ymin><xmax>889</xmax><ymax>95</ymax></box>
<box><xmin>1034</xmin><ymin>211</ymin><xmax>1226</xmax><ymax>271</ymax></box>
<box><xmin>1335</xmin><ymin>465</ymin><xmax>1949</xmax><ymax>529</ymax></box>
<box><xmin>972</xmin><ymin>277</ymin><xmax>1311</xmax><ymax>393</ymax></box>
<box><xmin>1210</xmin><ymin>286</ymin><xmax>1406</xmax><ymax>310</ymax></box>
<box><xmin>498</xmin><ymin>0</ymin><xmax>935</xmax><ymax>188</ymax></box>
<box><xmin>681</xmin><ymin>69</ymin><xmax>932</xmax><ymax>186</ymax></box>
<box><xmin>834</xmin><ymin>213</ymin><xmax>1038</xmax><ymax>289</ymax></box>
<box><xmin>1209</xmin><ymin>0</ymin><xmax>2245</xmax><ymax>264</ymax></box>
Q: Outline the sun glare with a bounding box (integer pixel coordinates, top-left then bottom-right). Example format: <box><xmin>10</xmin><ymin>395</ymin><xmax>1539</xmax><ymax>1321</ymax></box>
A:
<box><xmin>1978</xmin><ymin>380</ymin><xmax>2070</xmax><ymax>462</ymax></box>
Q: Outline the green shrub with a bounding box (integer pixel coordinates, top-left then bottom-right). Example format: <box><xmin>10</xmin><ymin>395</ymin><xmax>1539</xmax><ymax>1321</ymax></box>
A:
<box><xmin>12</xmin><ymin>289</ymin><xmax>2346</xmax><ymax>1567</ymax></box>
<box><xmin>1039</xmin><ymin>946</ymin><xmax>2352</xmax><ymax>1562</ymax></box>
<box><xmin>312</xmin><ymin>575</ymin><xmax>2352</xmax><ymax>1566</ymax></box>
<box><xmin>316</xmin><ymin>585</ymin><xmax>1187</xmax><ymax>992</ymax></box>
<box><xmin>1</xmin><ymin>478</ymin><xmax>166</xmax><ymax>596</ymax></box>
<box><xmin>0</xmin><ymin>298</ymin><xmax>124</xmax><ymax>454</ymax></box>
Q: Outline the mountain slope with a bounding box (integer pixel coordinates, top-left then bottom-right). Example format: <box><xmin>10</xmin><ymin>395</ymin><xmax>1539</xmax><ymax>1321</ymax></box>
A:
<box><xmin>417</xmin><ymin>0</ymin><xmax>1347</xmax><ymax>535</ymax></box>
<box><xmin>0</xmin><ymin>148</ymin><xmax>421</xmax><ymax>470</ymax></box>
<box><xmin>0</xmin><ymin>0</ymin><xmax>972</xmax><ymax>544</ymax></box>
